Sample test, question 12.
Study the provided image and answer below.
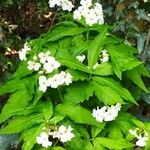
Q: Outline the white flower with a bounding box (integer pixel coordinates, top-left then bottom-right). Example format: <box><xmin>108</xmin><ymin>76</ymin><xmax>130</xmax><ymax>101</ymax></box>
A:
<box><xmin>39</xmin><ymin>76</ymin><xmax>49</xmax><ymax>92</ymax></box>
<box><xmin>58</xmin><ymin>125</ymin><xmax>75</xmax><ymax>142</ymax></box>
<box><xmin>33</xmin><ymin>56</ymin><xmax>37</xmax><ymax>61</ymax></box>
<box><xmin>36</xmin><ymin>132</ymin><xmax>52</xmax><ymax>148</ymax></box>
<box><xmin>48</xmin><ymin>0</ymin><xmax>61</xmax><ymax>7</ymax></box>
<box><xmin>38</xmin><ymin>51</ymin><xmax>51</xmax><ymax>64</ymax></box>
<box><xmin>92</xmin><ymin>103</ymin><xmax>121</xmax><ymax>123</ymax></box>
<box><xmin>99</xmin><ymin>50</ymin><xmax>109</xmax><ymax>63</ymax></box>
<box><xmin>73</xmin><ymin>10</ymin><xmax>82</xmax><ymax>20</ymax></box>
<box><xmin>47</xmin><ymin>75</ymin><xmax>61</xmax><ymax>89</ymax></box>
<box><xmin>43</xmin><ymin>57</ymin><xmax>60</xmax><ymax>73</ymax></box>
<box><xmin>80</xmin><ymin>0</ymin><xmax>92</xmax><ymax>8</ymax></box>
<box><xmin>136</xmin><ymin>139</ymin><xmax>146</xmax><ymax>147</ymax></box>
<box><xmin>27</xmin><ymin>61</ymin><xmax>41</xmax><ymax>71</ymax></box>
<box><xmin>93</xmin><ymin>63</ymin><xmax>99</xmax><ymax>69</ymax></box>
<box><xmin>76</xmin><ymin>55</ymin><xmax>86</xmax><ymax>63</ymax></box>
<box><xmin>63</xmin><ymin>72</ymin><xmax>73</xmax><ymax>85</ymax></box>
<box><xmin>61</xmin><ymin>0</ymin><xmax>74</xmax><ymax>11</ymax></box>
<box><xmin>92</xmin><ymin>106</ymin><xmax>107</xmax><ymax>123</ymax></box>
<box><xmin>19</xmin><ymin>42</ymin><xmax>31</xmax><ymax>61</ymax></box>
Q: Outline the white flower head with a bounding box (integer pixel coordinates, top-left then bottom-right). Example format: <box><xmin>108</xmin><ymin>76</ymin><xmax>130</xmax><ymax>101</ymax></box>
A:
<box><xmin>58</xmin><ymin>125</ymin><xmax>75</xmax><ymax>142</ymax></box>
<box><xmin>38</xmin><ymin>51</ymin><xmax>51</xmax><ymax>64</ymax></box>
<box><xmin>99</xmin><ymin>50</ymin><xmax>109</xmax><ymax>63</ymax></box>
<box><xmin>76</xmin><ymin>55</ymin><xmax>86</xmax><ymax>63</ymax></box>
<box><xmin>36</xmin><ymin>132</ymin><xmax>52</xmax><ymax>148</ymax></box>
<box><xmin>27</xmin><ymin>61</ymin><xmax>41</xmax><ymax>71</ymax></box>
<box><xmin>39</xmin><ymin>76</ymin><xmax>49</xmax><ymax>92</ymax></box>
<box><xmin>61</xmin><ymin>0</ymin><xmax>74</xmax><ymax>11</ymax></box>
<box><xmin>80</xmin><ymin>0</ymin><xmax>92</xmax><ymax>8</ymax></box>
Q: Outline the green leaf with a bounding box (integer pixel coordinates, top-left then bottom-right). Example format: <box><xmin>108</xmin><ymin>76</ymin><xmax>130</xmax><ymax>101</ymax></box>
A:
<box><xmin>49</xmin><ymin>115</ymin><xmax>65</xmax><ymax>124</ymax></box>
<box><xmin>0</xmin><ymin>114</ymin><xmax>44</xmax><ymax>134</ymax></box>
<box><xmin>107</xmin><ymin>44</ymin><xmax>142</xmax><ymax>79</ymax></box>
<box><xmin>46</xmin><ymin>26</ymin><xmax>86</xmax><ymax>42</ymax></box>
<box><xmin>94</xmin><ymin>137</ymin><xmax>134</xmax><ymax>149</ymax></box>
<box><xmin>52</xmin><ymin>147</ymin><xmax>66</xmax><ymax>150</ymax></box>
<box><xmin>88</xmin><ymin>28</ymin><xmax>107</xmax><ymax>68</ymax></box>
<box><xmin>22</xmin><ymin>123</ymin><xmax>45</xmax><ymax>150</ymax></box>
<box><xmin>83</xmin><ymin>141</ymin><xmax>94</xmax><ymax>150</ymax></box>
<box><xmin>57</xmin><ymin>50</ymin><xmax>91</xmax><ymax>73</ymax></box>
<box><xmin>42</xmin><ymin>101</ymin><xmax>53</xmax><ymax>122</ymax></box>
<box><xmin>127</xmin><ymin>64</ymin><xmax>149</xmax><ymax>92</ymax></box>
<box><xmin>64</xmin><ymin>81</ymin><xmax>94</xmax><ymax>105</ymax></box>
<box><xmin>0</xmin><ymin>80</ymin><xmax>25</xmax><ymax>96</ymax></box>
<box><xmin>93</xmin><ymin>139</ymin><xmax>106</xmax><ymax>150</ymax></box>
<box><xmin>56</xmin><ymin>104</ymin><xmax>100</xmax><ymax>126</ymax></box>
<box><xmin>92</xmin><ymin>81</ymin><xmax>124</xmax><ymax>105</ymax></box>
<box><xmin>91</xmin><ymin>123</ymin><xmax>105</xmax><ymax>139</ymax></box>
<box><xmin>92</xmin><ymin>76</ymin><xmax>136</xmax><ymax>104</ymax></box>
<box><xmin>13</xmin><ymin>62</ymin><xmax>32</xmax><ymax>79</ymax></box>
<box><xmin>92</xmin><ymin>62</ymin><xmax>114</xmax><ymax>76</ymax></box>
<box><xmin>0</xmin><ymin>90</ymin><xmax>33</xmax><ymax>124</ymax></box>
<box><xmin>67</xmin><ymin>69</ymin><xmax>88</xmax><ymax>81</ymax></box>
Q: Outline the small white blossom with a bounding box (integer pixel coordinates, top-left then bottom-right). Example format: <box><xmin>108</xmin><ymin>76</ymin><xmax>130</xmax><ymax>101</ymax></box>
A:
<box><xmin>93</xmin><ymin>63</ymin><xmax>99</xmax><ymax>69</ymax></box>
<box><xmin>50</xmin><ymin>125</ymin><xmax>74</xmax><ymax>143</ymax></box>
<box><xmin>62</xmin><ymin>72</ymin><xmax>73</xmax><ymax>85</ymax></box>
<box><xmin>27</xmin><ymin>61</ymin><xmax>41</xmax><ymax>71</ymax></box>
<box><xmin>19</xmin><ymin>42</ymin><xmax>31</xmax><ymax>61</ymax></box>
<box><xmin>80</xmin><ymin>0</ymin><xmax>92</xmax><ymax>8</ymax></box>
<box><xmin>38</xmin><ymin>51</ymin><xmax>51</xmax><ymax>64</ymax></box>
<box><xmin>76</xmin><ymin>55</ymin><xmax>86</xmax><ymax>63</ymax></box>
<box><xmin>92</xmin><ymin>103</ymin><xmax>121</xmax><ymax>123</ymax></box>
<box><xmin>36</xmin><ymin>132</ymin><xmax>52</xmax><ymax>148</ymax></box>
<box><xmin>99</xmin><ymin>50</ymin><xmax>109</xmax><ymax>63</ymax></box>
<box><xmin>73</xmin><ymin>10</ymin><xmax>82</xmax><ymax>20</ymax></box>
<box><xmin>39</xmin><ymin>76</ymin><xmax>49</xmax><ymax>92</ymax></box>
<box><xmin>129</xmin><ymin>128</ymin><xmax>148</xmax><ymax>147</ymax></box>
<box><xmin>33</xmin><ymin>56</ymin><xmax>38</xmax><ymax>61</ymax></box>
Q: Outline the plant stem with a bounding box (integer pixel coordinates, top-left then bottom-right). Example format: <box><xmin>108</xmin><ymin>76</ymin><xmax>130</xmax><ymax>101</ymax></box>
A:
<box><xmin>58</xmin><ymin>87</ymin><xmax>63</xmax><ymax>102</ymax></box>
<box><xmin>86</xmin><ymin>26</ymin><xmax>89</xmax><ymax>40</ymax></box>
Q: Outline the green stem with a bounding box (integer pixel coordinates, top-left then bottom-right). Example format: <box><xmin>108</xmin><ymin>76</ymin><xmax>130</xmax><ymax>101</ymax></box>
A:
<box><xmin>58</xmin><ymin>87</ymin><xmax>63</xmax><ymax>102</ymax></box>
<box><xmin>53</xmin><ymin>139</ymin><xmax>59</xmax><ymax>147</ymax></box>
<box><xmin>86</xmin><ymin>26</ymin><xmax>90</xmax><ymax>40</ymax></box>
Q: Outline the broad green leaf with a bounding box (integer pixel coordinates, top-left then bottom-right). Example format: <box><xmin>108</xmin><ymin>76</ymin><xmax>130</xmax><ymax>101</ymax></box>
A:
<box><xmin>94</xmin><ymin>137</ymin><xmax>134</xmax><ymax>149</ymax></box>
<box><xmin>64</xmin><ymin>81</ymin><xmax>93</xmax><ymax>105</ymax></box>
<box><xmin>92</xmin><ymin>62</ymin><xmax>114</xmax><ymax>76</ymax></box>
<box><xmin>57</xmin><ymin>50</ymin><xmax>91</xmax><ymax>73</ymax></box>
<box><xmin>49</xmin><ymin>115</ymin><xmax>65</xmax><ymax>124</ymax></box>
<box><xmin>52</xmin><ymin>147</ymin><xmax>66</xmax><ymax>150</ymax></box>
<box><xmin>0</xmin><ymin>80</ymin><xmax>25</xmax><ymax>96</ymax></box>
<box><xmin>67</xmin><ymin>69</ymin><xmax>88</xmax><ymax>81</ymax></box>
<box><xmin>22</xmin><ymin>123</ymin><xmax>45</xmax><ymax>150</ymax></box>
<box><xmin>92</xmin><ymin>81</ymin><xmax>124</xmax><ymax>105</ymax></box>
<box><xmin>91</xmin><ymin>123</ymin><xmax>105</xmax><ymax>139</ymax></box>
<box><xmin>88</xmin><ymin>28</ymin><xmax>107</xmax><ymax>68</ymax></box>
<box><xmin>83</xmin><ymin>141</ymin><xmax>94</xmax><ymax>150</ymax></box>
<box><xmin>0</xmin><ymin>90</ymin><xmax>33</xmax><ymax>124</ymax></box>
<box><xmin>42</xmin><ymin>101</ymin><xmax>53</xmax><ymax>122</ymax></box>
<box><xmin>93</xmin><ymin>76</ymin><xmax>136</xmax><ymax>104</ymax></box>
<box><xmin>106</xmin><ymin>44</ymin><xmax>141</xmax><ymax>79</ymax></box>
<box><xmin>0</xmin><ymin>114</ymin><xmax>44</xmax><ymax>134</ymax></box>
<box><xmin>127</xmin><ymin>64</ymin><xmax>149</xmax><ymax>92</ymax></box>
<box><xmin>93</xmin><ymin>139</ymin><xmax>106</xmax><ymax>150</ymax></box>
<box><xmin>56</xmin><ymin>104</ymin><xmax>100</xmax><ymax>126</ymax></box>
<box><xmin>13</xmin><ymin>62</ymin><xmax>32</xmax><ymax>79</ymax></box>
<box><xmin>46</xmin><ymin>26</ymin><xmax>86</xmax><ymax>42</ymax></box>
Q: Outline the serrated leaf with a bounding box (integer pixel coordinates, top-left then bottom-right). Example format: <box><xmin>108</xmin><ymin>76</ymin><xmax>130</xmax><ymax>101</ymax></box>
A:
<box><xmin>57</xmin><ymin>50</ymin><xmax>91</xmax><ymax>73</ymax></box>
<box><xmin>64</xmin><ymin>81</ymin><xmax>93</xmax><ymax>105</ymax></box>
<box><xmin>92</xmin><ymin>62</ymin><xmax>114</xmax><ymax>76</ymax></box>
<box><xmin>46</xmin><ymin>26</ymin><xmax>86</xmax><ymax>42</ymax></box>
<box><xmin>0</xmin><ymin>90</ymin><xmax>33</xmax><ymax>124</ymax></box>
<box><xmin>88</xmin><ymin>28</ymin><xmax>107</xmax><ymax>68</ymax></box>
<box><xmin>92</xmin><ymin>81</ymin><xmax>124</xmax><ymax>105</ymax></box>
<box><xmin>56</xmin><ymin>104</ymin><xmax>100</xmax><ymax>126</ymax></box>
<box><xmin>42</xmin><ymin>101</ymin><xmax>53</xmax><ymax>122</ymax></box>
<box><xmin>107</xmin><ymin>44</ymin><xmax>141</xmax><ymax>79</ymax></box>
<box><xmin>0</xmin><ymin>114</ymin><xmax>44</xmax><ymax>134</ymax></box>
<box><xmin>92</xmin><ymin>76</ymin><xmax>136</xmax><ymax>104</ymax></box>
<box><xmin>67</xmin><ymin>69</ymin><xmax>88</xmax><ymax>81</ymax></box>
<box><xmin>127</xmin><ymin>64</ymin><xmax>149</xmax><ymax>92</ymax></box>
<box><xmin>22</xmin><ymin>123</ymin><xmax>45</xmax><ymax>150</ymax></box>
<box><xmin>0</xmin><ymin>80</ymin><xmax>25</xmax><ymax>96</ymax></box>
<box><xmin>94</xmin><ymin>137</ymin><xmax>134</xmax><ymax>149</ymax></box>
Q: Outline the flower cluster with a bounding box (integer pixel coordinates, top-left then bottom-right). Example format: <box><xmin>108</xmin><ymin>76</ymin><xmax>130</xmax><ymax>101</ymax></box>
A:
<box><xmin>50</xmin><ymin>125</ymin><xmax>75</xmax><ymax>143</ymax></box>
<box><xmin>73</xmin><ymin>0</ymin><xmax>104</xmax><ymax>26</ymax></box>
<box><xmin>36</xmin><ymin>132</ymin><xmax>52</xmax><ymax>148</ymax></box>
<box><xmin>19</xmin><ymin>42</ymin><xmax>31</xmax><ymax>61</ymax></box>
<box><xmin>129</xmin><ymin>128</ymin><xmax>148</xmax><ymax>147</ymax></box>
<box><xmin>99</xmin><ymin>50</ymin><xmax>109</xmax><ymax>63</ymax></box>
<box><xmin>48</xmin><ymin>0</ymin><xmax>74</xmax><ymax>11</ymax></box>
<box><xmin>36</xmin><ymin>125</ymin><xmax>74</xmax><ymax>148</ymax></box>
<box><xmin>39</xmin><ymin>71</ymin><xmax>73</xmax><ymax>92</ymax></box>
<box><xmin>92</xmin><ymin>103</ymin><xmax>121</xmax><ymax>122</ymax></box>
